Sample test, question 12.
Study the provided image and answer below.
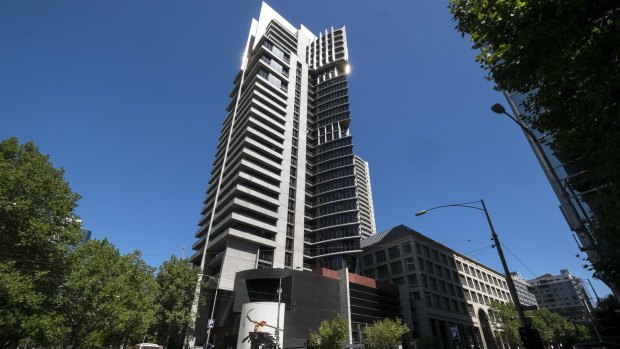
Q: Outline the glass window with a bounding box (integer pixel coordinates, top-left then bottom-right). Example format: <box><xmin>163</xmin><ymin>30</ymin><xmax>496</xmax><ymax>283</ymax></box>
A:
<box><xmin>423</xmin><ymin>246</ymin><xmax>430</xmax><ymax>258</ymax></box>
<box><xmin>408</xmin><ymin>274</ymin><xmax>418</xmax><ymax>287</ymax></box>
<box><xmin>405</xmin><ymin>257</ymin><xmax>415</xmax><ymax>271</ymax></box>
<box><xmin>430</xmin><ymin>277</ymin><xmax>438</xmax><ymax>291</ymax></box>
<box><xmin>418</xmin><ymin>258</ymin><xmax>425</xmax><ymax>271</ymax></box>
<box><xmin>412</xmin><ymin>291</ymin><xmax>421</xmax><ymax>300</ymax></box>
<box><xmin>377</xmin><ymin>265</ymin><xmax>388</xmax><ymax>277</ymax></box>
<box><xmin>439</xmin><ymin>280</ymin><xmax>447</xmax><ymax>293</ymax></box>
<box><xmin>425</xmin><ymin>292</ymin><xmax>432</xmax><ymax>306</ymax></box>
<box><xmin>390</xmin><ymin>261</ymin><xmax>403</xmax><ymax>274</ymax></box>
<box><xmin>393</xmin><ymin>277</ymin><xmax>404</xmax><ymax>285</ymax></box>
<box><xmin>364</xmin><ymin>269</ymin><xmax>375</xmax><ymax>278</ymax></box>
<box><xmin>363</xmin><ymin>254</ymin><xmax>373</xmax><ymax>266</ymax></box>
<box><xmin>432</xmin><ymin>250</ymin><xmax>439</xmax><ymax>261</ymax></box>
<box><xmin>375</xmin><ymin>250</ymin><xmax>386</xmax><ymax>263</ymax></box>
<box><xmin>403</xmin><ymin>242</ymin><xmax>412</xmax><ymax>254</ymax></box>
<box><xmin>422</xmin><ymin>275</ymin><xmax>428</xmax><ymax>288</ymax></box>
<box><xmin>426</xmin><ymin>261</ymin><xmax>434</xmax><ymax>274</ymax></box>
<box><xmin>467</xmin><ymin>304</ymin><xmax>474</xmax><ymax>316</ymax></box>
<box><xmin>388</xmin><ymin>246</ymin><xmax>400</xmax><ymax>259</ymax></box>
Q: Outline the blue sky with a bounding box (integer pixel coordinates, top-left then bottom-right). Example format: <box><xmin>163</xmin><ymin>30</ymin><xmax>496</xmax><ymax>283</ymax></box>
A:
<box><xmin>0</xmin><ymin>0</ymin><xmax>610</xmax><ymax>298</ymax></box>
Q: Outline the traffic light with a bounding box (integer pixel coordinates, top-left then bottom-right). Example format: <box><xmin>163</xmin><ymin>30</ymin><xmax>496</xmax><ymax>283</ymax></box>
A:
<box><xmin>519</xmin><ymin>327</ymin><xmax>544</xmax><ymax>349</ymax></box>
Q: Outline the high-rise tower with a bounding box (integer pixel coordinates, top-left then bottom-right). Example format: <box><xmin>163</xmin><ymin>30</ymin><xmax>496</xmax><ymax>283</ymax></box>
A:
<box><xmin>191</xmin><ymin>2</ymin><xmax>376</xmax><ymax>293</ymax></box>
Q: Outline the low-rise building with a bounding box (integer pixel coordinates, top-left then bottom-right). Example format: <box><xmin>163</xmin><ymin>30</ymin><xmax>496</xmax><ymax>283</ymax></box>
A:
<box><xmin>528</xmin><ymin>269</ymin><xmax>593</xmax><ymax>323</ymax></box>
<box><xmin>359</xmin><ymin>225</ymin><xmax>512</xmax><ymax>349</ymax></box>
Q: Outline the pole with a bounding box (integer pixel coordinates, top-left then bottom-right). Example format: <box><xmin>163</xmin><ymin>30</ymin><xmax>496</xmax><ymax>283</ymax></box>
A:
<box><xmin>587</xmin><ymin>279</ymin><xmax>601</xmax><ymax>304</ymax></box>
<box><xmin>205</xmin><ymin>276</ymin><xmax>219</xmax><ymax>349</ymax></box>
<box><xmin>276</xmin><ymin>278</ymin><xmax>282</xmax><ymax>349</ymax></box>
<box><xmin>480</xmin><ymin>200</ymin><xmax>528</xmax><ymax>328</ymax></box>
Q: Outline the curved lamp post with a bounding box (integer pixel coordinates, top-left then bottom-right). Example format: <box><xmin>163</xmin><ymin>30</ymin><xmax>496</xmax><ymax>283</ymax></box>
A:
<box><xmin>198</xmin><ymin>274</ymin><xmax>220</xmax><ymax>349</ymax></box>
<box><xmin>416</xmin><ymin>199</ymin><xmax>543</xmax><ymax>349</ymax></box>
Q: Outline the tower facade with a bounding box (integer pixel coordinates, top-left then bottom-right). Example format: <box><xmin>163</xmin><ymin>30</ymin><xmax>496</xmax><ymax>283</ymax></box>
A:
<box><xmin>191</xmin><ymin>2</ymin><xmax>376</xmax><ymax>291</ymax></box>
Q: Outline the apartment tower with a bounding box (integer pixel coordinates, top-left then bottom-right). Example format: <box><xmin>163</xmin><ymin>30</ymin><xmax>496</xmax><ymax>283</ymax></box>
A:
<box><xmin>191</xmin><ymin>3</ymin><xmax>376</xmax><ymax>293</ymax></box>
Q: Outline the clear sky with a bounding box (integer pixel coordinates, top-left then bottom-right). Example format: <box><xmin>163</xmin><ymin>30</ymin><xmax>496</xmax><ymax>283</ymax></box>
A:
<box><xmin>1</xmin><ymin>0</ymin><xmax>610</xmax><ymax>299</ymax></box>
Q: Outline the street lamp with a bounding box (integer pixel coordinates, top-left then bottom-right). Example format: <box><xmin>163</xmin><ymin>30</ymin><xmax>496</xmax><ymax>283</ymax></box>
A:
<box><xmin>416</xmin><ymin>199</ymin><xmax>543</xmax><ymax>349</ymax></box>
<box><xmin>198</xmin><ymin>274</ymin><xmax>220</xmax><ymax>349</ymax></box>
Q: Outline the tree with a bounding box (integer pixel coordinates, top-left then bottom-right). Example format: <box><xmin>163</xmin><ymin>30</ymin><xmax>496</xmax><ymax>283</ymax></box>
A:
<box><xmin>60</xmin><ymin>239</ymin><xmax>158</xmax><ymax>349</ymax></box>
<box><xmin>150</xmin><ymin>256</ymin><xmax>201</xmax><ymax>349</ymax></box>
<box><xmin>449</xmin><ymin>0</ymin><xmax>620</xmax><ymax>286</ymax></box>
<box><xmin>0</xmin><ymin>137</ymin><xmax>83</xmax><ymax>347</ymax></box>
<box><xmin>362</xmin><ymin>317</ymin><xmax>409</xmax><ymax>349</ymax></box>
<box><xmin>490</xmin><ymin>301</ymin><xmax>592</xmax><ymax>347</ymax></box>
<box><xmin>489</xmin><ymin>301</ymin><xmax>521</xmax><ymax>347</ymax></box>
<box><xmin>308</xmin><ymin>314</ymin><xmax>348</xmax><ymax>349</ymax></box>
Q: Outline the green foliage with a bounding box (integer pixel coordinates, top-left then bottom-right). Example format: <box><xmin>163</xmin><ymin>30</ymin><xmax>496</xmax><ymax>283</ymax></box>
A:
<box><xmin>151</xmin><ymin>256</ymin><xmax>201</xmax><ymax>349</ymax></box>
<box><xmin>490</xmin><ymin>301</ymin><xmax>592</xmax><ymax>347</ymax></box>
<box><xmin>60</xmin><ymin>239</ymin><xmax>158</xmax><ymax>349</ymax></box>
<box><xmin>449</xmin><ymin>0</ymin><xmax>620</xmax><ymax>285</ymax></box>
<box><xmin>0</xmin><ymin>137</ymin><xmax>82</xmax><ymax>346</ymax></box>
<box><xmin>308</xmin><ymin>314</ymin><xmax>349</xmax><ymax>349</ymax></box>
<box><xmin>489</xmin><ymin>301</ymin><xmax>521</xmax><ymax>347</ymax></box>
<box><xmin>362</xmin><ymin>317</ymin><xmax>409</xmax><ymax>349</ymax></box>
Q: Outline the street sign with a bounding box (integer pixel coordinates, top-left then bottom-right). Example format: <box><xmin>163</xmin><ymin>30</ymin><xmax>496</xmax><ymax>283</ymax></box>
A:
<box><xmin>449</xmin><ymin>326</ymin><xmax>459</xmax><ymax>340</ymax></box>
<box><xmin>208</xmin><ymin>318</ymin><xmax>215</xmax><ymax>329</ymax></box>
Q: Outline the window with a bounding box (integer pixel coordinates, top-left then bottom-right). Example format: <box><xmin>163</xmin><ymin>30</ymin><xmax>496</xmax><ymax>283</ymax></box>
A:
<box><xmin>375</xmin><ymin>250</ymin><xmax>386</xmax><ymax>263</ymax></box>
<box><xmin>423</xmin><ymin>246</ymin><xmax>430</xmax><ymax>258</ymax></box>
<box><xmin>403</xmin><ymin>242</ymin><xmax>412</xmax><ymax>254</ymax></box>
<box><xmin>390</xmin><ymin>261</ymin><xmax>403</xmax><ymax>274</ymax></box>
<box><xmin>405</xmin><ymin>257</ymin><xmax>415</xmax><ymax>271</ymax></box>
<box><xmin>456</xmin><ymin>261</ymin><xmax>463</xmax><ymax>271</ymax></box>
<box><xmin>442</xmin><ymin>297</ymin><xmax>450</xmax><ymax>310</ymax></box>
<box><xmin>432</xmin><ymin>250</ymin><xmax>439</xmax><ymax>261</ymax></box>
<box><xmin>435</xmin><ymin>264</ymin><xmax>443</xmax><ymax>277</ymax></box>
<box><xmin>433</xmin><ymin>294</ymin><xmax>441</xmax><ymax>308</ymax></box>
<box><xmin>459</xmin><ymin>274</ymin><xmax>466</xmax><ymax>284</ymax></box>
<box><xmin>377</xmin><ymin>265</ymin><xmax>388</xmax><ymax>277</ymax></box>
<box><xmin>467</xmin><ymin>304</ymin><xmax>474</xmax><ymax>316</ymax></box>
<box><xmin>412</xmin><ymin>291</ymin><xmax>421</xmax><ymax>300</ymax></box>
<box><xmin>416</xmin><ymin>242</ymin><xmax>422</xmax><ymax>254</ymax></box>
<box><xmin>464</xmin><ymin>290</ymin><xmax>471</xmax><ymax>301</ymax></box>
<box><xmin>441</xmin><ymin>254</ymin><xmax>448</xmax><ymax>265</ymax></box>
<box><xmin>388</xmin><ymin>246</ymin><xmax>400</xmax><ymax>259</ymax></box>
<box><xmin>425</xmin><ymin>292</ymin><xmax>432</xmax><ymax>306</ymax></box>
<box><xmin>439</xmin><ymin>280</ymin><xmax>447</xmax><ymax>293</ymax></box>
<box><xmin>408</xmin><ymin>274</ymin><xmax>418</xmax><ymax>287</ymax></box>
<box><xmin>393</xmin><ymin>277</ymin><xmax>404</xmax><ymax>285</ymax></box>
<box><xmin>422</xmin><ymin>275</ymin><xmax>428</xmax><ymax>288</ymax></box>
<box><xmin>426</xmin><ymin>261</ymin><xmax>434</xmax><ymax>274</ymax></box>
<box><xmin>363</xmin><ymin>254</ymin><xmax>374</xmax><ymax>267</ymax></box>
<box><xmin>418</xmin><ymin>258</ymin><xmax>425</xmax><ymax>271</ymax></box>
<box><xmin>430</xmin><ymin>277</ymin><xmax>438</xmax><ymax>291</ymax></box>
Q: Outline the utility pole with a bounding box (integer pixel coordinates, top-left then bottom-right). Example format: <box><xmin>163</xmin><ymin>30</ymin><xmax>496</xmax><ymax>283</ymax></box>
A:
<box><xmin>276</xmin><ymin>278</ymin><xmax>283</xmax><ymax>349</ymax></box>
